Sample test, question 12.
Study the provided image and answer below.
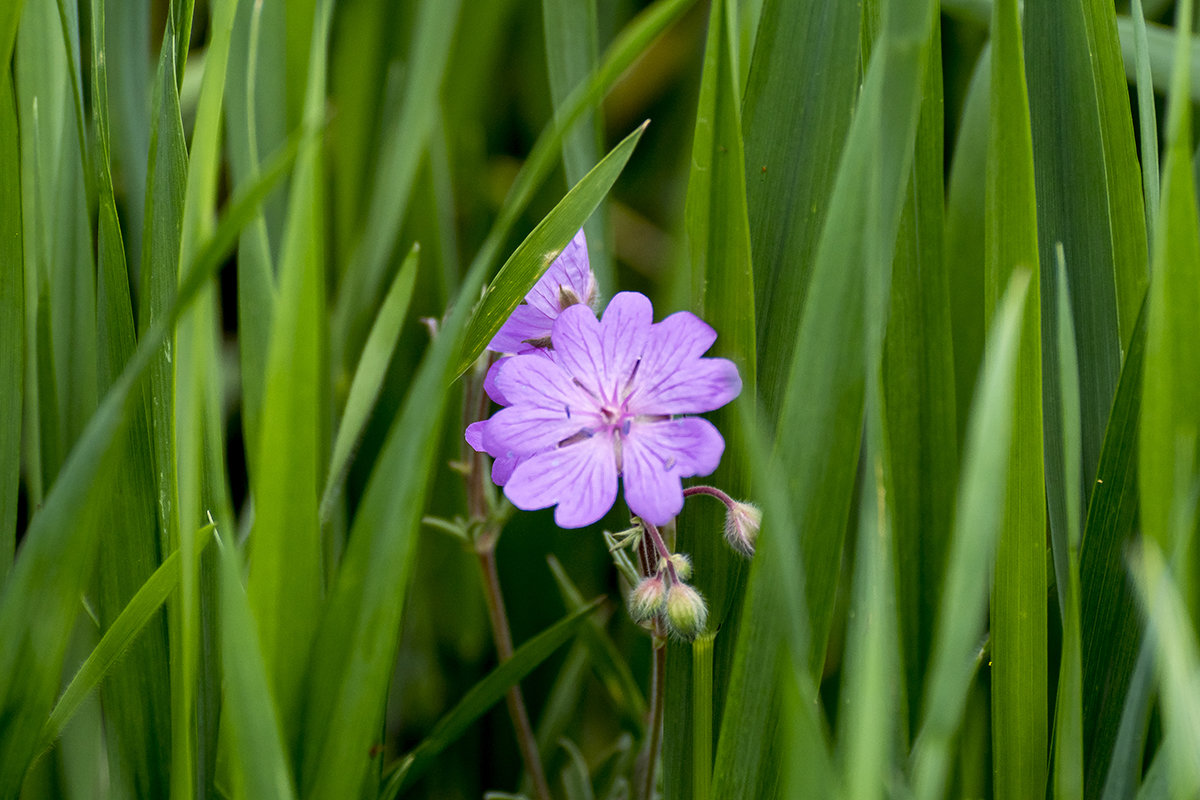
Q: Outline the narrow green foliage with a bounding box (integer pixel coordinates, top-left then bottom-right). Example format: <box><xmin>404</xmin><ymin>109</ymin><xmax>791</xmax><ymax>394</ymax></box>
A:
<box><xmin>1130</xmin><ymin>0</ymin><xmax>1160</xmax><ymax>251</ymax></box>
<box><xmin>985</xmin><ymin>0</ymin><xmax>1047</xmax><ymax>795</ymax></box>
<box><xmin>0</xmin><ymin>67</ymin><xmax>21</xmax><ymax>584</ymax></box>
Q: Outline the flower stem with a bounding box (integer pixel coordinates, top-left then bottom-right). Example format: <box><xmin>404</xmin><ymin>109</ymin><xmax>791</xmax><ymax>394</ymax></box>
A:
<box><xmin>639</xmin><ymin>633</ymin><xmax>667</xmax><ymax>800</ymax></box>
<box><xmin>643</xmin><ymin>521</ymin><xmax>679</xmax><ymax>584</ymax></box>
<box><xmin>476</xmin><ymin>537</ymin><xmax>553</xmax><ymax>800</ymax></box>
<box><xmin>682</xmin><ymin>484</ymin><xmax>735</xmax><ymax>508</ymax></box>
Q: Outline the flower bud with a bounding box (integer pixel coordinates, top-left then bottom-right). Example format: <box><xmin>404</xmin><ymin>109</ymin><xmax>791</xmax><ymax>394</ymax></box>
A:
<box><xmin>629</xmin><ymin>575</ymin><xmax>667</xmax><ymax>623</ymax></box>
<box><xmin>665</xmin><ymin>583</ymin><xmax>708</xmax><ymax>640</ymax></box>
<box><xmin>724</xmin><ymin>501</ymin><xmax>762</xmax><ymax>558</ymax></box>
<box><xmin>660</xmin><ymin>552</ymin><xmax>692</xmax><ymax>582</ymax></box>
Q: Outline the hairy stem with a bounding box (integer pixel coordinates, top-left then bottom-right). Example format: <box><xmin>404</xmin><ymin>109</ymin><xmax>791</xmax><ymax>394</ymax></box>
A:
<box><xmin>636</xmin><ymin>532</ymin><xmax>668</xmax><ymax>800</ymax></box>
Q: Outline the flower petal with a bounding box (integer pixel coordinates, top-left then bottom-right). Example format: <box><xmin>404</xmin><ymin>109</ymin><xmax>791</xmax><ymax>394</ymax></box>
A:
<box><xmin>621</xmin><ymin>418</ymin><xmax>725</xmax><ymax>524</ymax></box>
<box><xmin>493</xmin><ymin>349</ymin><xmax>596</xmax><ymax>412</ymax></box>
<box><xmin>553</xmin><ymin>292</ymin><xmax>652</xmax><ymax>404</ymax></box>
<box><xmin>482</xmin><ymin>357</ymin><xmax>510</xmax><ymax>406</ymax></box>
<box><xmin>526</xmin><ymin>229</ymin><xmax>596</xmax><ymax>315</ymax></box>
<box><xmin>465</xmin><ymin>420</ymin><xmax>486</xmax><ymax>452</ymax></box>
<box><xmin>488</xmin><ymin>304</ymin><xmax>555</xmax><ymax>354</ymax></box>
<box><xmin>629</xmin><ymin>358</ymin><xmax>742</xmax><ymax>415</ymax></box>
<box><xmin>483</xmin><ymin>404</ymin><xmax>585</xmax><ymax>458</ymax></box>
<box><xmin>504</xmin><ymin>434</ymin><xmax>618</xmax><ymax>528</ymax></box>
<box><xmin>492</xmin><ymin>454</ymin><xmax>520</xmax><ymax>485</ymax></box>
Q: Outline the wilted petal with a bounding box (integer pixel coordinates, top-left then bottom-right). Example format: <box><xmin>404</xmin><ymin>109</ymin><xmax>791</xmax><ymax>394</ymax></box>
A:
<box><xmin>629</xmin><ymin>358</ymin><xmax>742</xmax><ymax>416</ymax></box>
<box><xmin>505</xmin><ymin>434</ymin><xmax>619</xmax><ymax>528</ymax></box>
<box><xmin>553</xmin><ymin>292</ymin><xmax>651</xmax><ymax>403</ymax></box>
<box><xmin>489</xmin><ymin>304</ymin><xmax>556</xmax><ymax>354</ymax></box>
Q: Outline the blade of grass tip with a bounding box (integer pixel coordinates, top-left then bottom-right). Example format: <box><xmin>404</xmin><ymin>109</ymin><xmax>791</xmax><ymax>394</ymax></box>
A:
<box><xmin>668</xmin><ymin>0</ymin><xmax>755</xmax><ymax>792</ymax></box>
<box><xmin>38</xmin><ymin>526</ymin><xmax>216</xmax><ymax>756</ymax></box>
<box><xmin>1025</xmin><ymin>0</ymin><xmax>1122</xmax><ymax>539</ymax></box>
<box><xmin>454</xmin><ymin>123</ymin><xmax>647</xmax><ymax>377</ymax></box>
<box><xmin>320</xmin><ymin>244</ymin><xmax>419</xmax><ymax>524</ymax></box>
<box><xmin>1050</xmin><ymin>247</ymin><xmax>1085</xmax><ymax>800</ymax></box>
<box><xmin>541</xmin><ymin>0</ymin><xmax>613</xmax><ymax>295</ymax></box>
<box><xmin>1131</xmin><ymin>0</ymin><xmax>1160</xmax><ymax>252</ymax></box>
<box><xmin>911</xmin><ymin>271</ymin><xmax>1031</xmax><ymax>800</ymax></box>
<box><xmin>245</xmin><ymin>0</ymin><xmax>331</xmax><ymax>750</ymax></box>
<box><xmin>330</xmin><ymin>0</ymin><xmax>460</xmax><ymax>376</ymax></box>
<box><xmin>882</xmin><ymin>15</ymin><xmax>954</xmax><ymax>740</ymax></box>
<box><xmin>90</xmin><ymin>0</ymin><xmax>174</xmax><ymax>792</ymax></box>
<box><xmin>1141</xmin><ymin>0</ymin><xmax>1200</xmax><ymax>562</ymax></box>
<box><xmin>216</xmin><ymin>529</ymin><xmax>299</xmax><ymax>800</ymax></box>
<box><xmin>0</xmin><ymin>67</ymin><xmax>21</xmax><ymax>584</ymax></box>
<box><xmin>379</xmin><ymin>602</ymin><xmax>603</xmax><ymax>800</ymax></box>
<box><xmin>301</xmin><ymin>125</ymin><xmax>647</xmax><ymax>800</ymax></box>
<box><xmin>1099</xmin><ymin>634</ymin><xmax>1156</xmax><ymax>800</ymax></box>
<box><xmin>986</xmin><ymin>0</ymin><xmax>1047</xmax><ymax>795</ymax></box>
<box><xmin>744</xmin><ymin>0</ymin><xmax>860</xmax><ymax>422</ymax></box>
<box><xmin>1131</xmin><ymin>541</ymin><xmax>1200</xmax><ymax>797</ymax></box>
<box><xmin>559</xmin><ymin>738</ymin><xmax>595</xmax><ymax>800</ymax></box>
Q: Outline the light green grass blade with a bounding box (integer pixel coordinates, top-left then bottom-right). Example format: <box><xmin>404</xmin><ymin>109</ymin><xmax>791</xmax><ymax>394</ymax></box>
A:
<box><xmin>455</xmin><ymin>122</ymin><xmax>646</xmax><ymax>377</ymax></box>
<box><xmin>1050</xmin><ymin>250</ymin><xmax>1084</xmax><ymax>800</ymax></box>
<box><xmin>0</xmin><ymin>65</ymin><xmax>21</xmax><ymax>585</ymax></box>
<box><xmin>666</xmin><ymin>0</ymin><xmax>755</xmax><ymax>792</ymax></box>
<box><xmin>1131</xmin><ymin>541</ymin><xmax>1200</xmax><ymax>798</ymax></box>
<box><xmin>320</xmin><ymin>245</ymin><xmax>419</xmax><ymax>523</ymax></box>
<box><xmin>985</xmin><ymin>1</ymin><xmax>1047</xmax><ymax>795</ymax></box>
<box><xmin>330</xmin><ymin>0</ymin><xmax>460</xmax><ymax>373</ymax></box>
<box><xmin>883</xmin><ymin>15</ymin><xmax>954</xmax><ymax>737</ymax></box>
<box><xmin>38</xmin><ymin>526</ymin><xmax>215</xmax><ymax>755</ymax></box>
<box><xmin>1130</xmin><ymin>0</ymin><xmax>1159</xmax><ymax>253</ymax></box>
<box><xmin>541</xmin><ymin>0</ymin><xmax>611</xmax><ymax>294</ymax></box>
<box><xmin>217</xmin><ymin>531</ymin><xmax>299</xmax><ymax>800</ymax></box>
<box><xmin>1025</xmin><ymin>0</ymin><xmax>1122</xmax><ymax>558</ymax></box>
<box><xmin>911</xmin><ymin>271</ymin><xmax>1030</xmax><ymax>800</ymax></box>
<box><xmin>379</xmin><ymin>602</ymin><xmax>601</xmax><ymax>799</ymax></box>
<box><xmin>1141</xmin><ymin>0</ymin><xmax>1200</xmax><ymax>561</ymax></box>
<box><xmin>300</xmin><ymin>125</ymin><xmax>646</xmax><ymax>799</ymax></box>
<box><xmin>1099</xmin><ymin>636</ymin><xmax>1156</xmax><ymax>800</ymax></box>
<box><xmin>743</xmin><ymin>0</ymin><xmax>860</xmax><ymax>420</ymax></box>
<box><xmin>245</xmin><ymin>0</ymin><xmax>331</xmax><ymax>749</ymax></box>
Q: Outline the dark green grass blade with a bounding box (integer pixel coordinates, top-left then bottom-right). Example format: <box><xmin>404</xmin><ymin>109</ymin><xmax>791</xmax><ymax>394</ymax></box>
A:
<box><xmin>985</xmin><ymin>1</ymin><xmax>1047</xmax><ymax>795</ymax></box>
<box><xmin>217</xmin><ymin>532</ymin><xmax>299</xmax><ymax>800</ymax></box>
<box><xmin>882</xmin><ymin>18</ymin><xmax>954</xmax><ymax>737</ymax></box>
<box><xmin>38</xmin><ymin>526</ymin><xmax>215</xmax><ymax>755</ymax></box>
<box><xmin>911</xmin><ymin>271</ymin><xmax>1030</xmax><ymax>800</ymax></box>
<box><xmin>300</xmin><ymin>127</ymin><xmax>646</xmax><ymax>800</ymax></box>
<box><xmin>455</xmin><ymin>122</ymin><xmax>646</xmax><ymax>377</ymax></box>
<box><xmin>665</xmin><ymin>0</ymin><xmax>755</xmax><ymax>793</ymax></box>
<box><xmin>1049</xmin><ymin>251</ymin><xmax>1085</xmax><ymax>800</ymax></box>
<box><xmin>743</xmin><ymin>0</ymin><xmax>860</xmax><ymax>421</ymax></box>
<box><xmin>90</xmin><ymin>0</ymin><xmax>172</xmax><ymax>793</ymax></box>
<box><xmin>1130</xmin><ymin>0</ymin><xmax>1160</xmax><ymax>252</ymax></box>
<box><xmin>330</xmin><ymin>0</ymin><xmax>461</xmax><ymax>376</ymax></box>
<box><xmin>245</xmin><ymin>0</ymin><xmax>331</xmax><ymax>748</ymax></box>
<box><xmin>1080</xmin><ymin>298</ymin><xmax>1149</xmax><ymax>796</ymax></box>
<box><xmin>0</xmin><ymin>67</ymin><xmax>21</xmax><ymax>585</ymax></box>
<box><xmin>1025</xmin><ymin>0</ymin><xmax>1122</xmax><ymax>553</ymax></box>
<box><xmin>379</xmin><ymin>602</ymin><xmax>601</xmax><ymax>799</ymax></box>
<box><xmin>1099</xmin><ymin>636</ymin><xmax>1155</xmax><ymax>800</ymax></box>
<box><xmin>320</xmin><ymin>245</ymin><xmax>419</xmax><ymax>523</ymax></box>
<box><xmin>541</xmin><ymin>0</ymin><xmax>612</xmax><ymax>293</ymax></box>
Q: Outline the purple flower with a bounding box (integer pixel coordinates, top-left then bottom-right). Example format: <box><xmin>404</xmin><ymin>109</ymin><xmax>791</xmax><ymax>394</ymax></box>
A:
<box><xmin>470</xmin><ymin>291</ymin><xmax>741</xmax><ymax>528</ymax></box>
<box><xmin>487</xmin><ymin>229</ymin><xmax>598</xmax><ymax>354</ymax></box>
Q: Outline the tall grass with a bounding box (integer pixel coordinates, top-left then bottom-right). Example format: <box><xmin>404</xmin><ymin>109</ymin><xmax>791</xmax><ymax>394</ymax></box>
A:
<box><xmin>2</xmin><ymin>0</ymin><xmax>1199</xmax><ymax>798</ymax></box>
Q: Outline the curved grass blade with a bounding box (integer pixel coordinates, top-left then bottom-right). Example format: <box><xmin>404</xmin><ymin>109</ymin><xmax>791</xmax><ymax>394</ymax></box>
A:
<box><xmin>37</xmin><ymin>525</ymin><xmax>216</xmax><ymax>755</ymax></box>
<box><xmin>320</xmin><ymin>244</ymin><xmax>419</xmax><ymax>523</ymax></box>
<box><xmin>378</xmin><ymin>601</ymin><xmax>601</xmax><ymax>800</ymax></box>
<box><xmin>911</xmin><ymin>271</ymin><xmax>1030</xmax><ymax>800</ymax></box>
<box><xmin>454</xmin><ymin>122</ymin><xmax>646</xmax><ymax>378</ymax></box>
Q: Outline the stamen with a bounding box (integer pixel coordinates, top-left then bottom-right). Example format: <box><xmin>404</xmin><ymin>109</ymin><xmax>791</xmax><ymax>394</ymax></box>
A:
<box><xmin>558</xmin><ymin>285</ymin><xmax>581</xmax><ymax>308</ymax></box>
<box><xmin>572</xmin><ymin>376</ymin><xmax>601</xmax><ymax>402</ymax></box>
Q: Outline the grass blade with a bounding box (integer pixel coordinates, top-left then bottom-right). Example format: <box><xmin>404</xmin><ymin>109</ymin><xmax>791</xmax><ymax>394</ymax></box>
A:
<box><xmin>0</xmin><ymin>65</ymin><xmax>21</xmax><ymax>585</ymax></box>
<box><xmin>985</xmin><ymin>0</ymin><xmax>1047</xmax><ymax>794</ymax></box>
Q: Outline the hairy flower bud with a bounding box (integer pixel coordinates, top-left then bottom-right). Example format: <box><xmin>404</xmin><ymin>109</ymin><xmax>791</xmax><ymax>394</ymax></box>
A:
<box><xmin>661</xmin><ymin>552</ymin><xmax>692</xmax><ymax>582</ymax></box>
<box><xmin>629</xmin><ymin>575</ymin><xmax>667</xmax><ymax>623</ymax></box>
<box><xmin>724</xmin><ymin>501</ymin><xmax>762</xmax><ymax>558</ymax></box>
<box><xmin>665</xmin><ymin>583</ymin><xmax>708</xmax><ymax>640</ymax></box>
